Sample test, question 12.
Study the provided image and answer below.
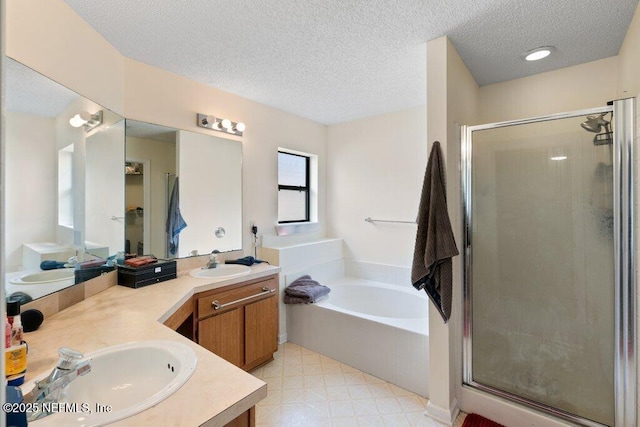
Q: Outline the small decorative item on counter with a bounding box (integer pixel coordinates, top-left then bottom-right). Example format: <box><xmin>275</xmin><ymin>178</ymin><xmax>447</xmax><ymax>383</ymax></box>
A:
<box><xmin>74</xmin><ymin>258</ymin><xmax>116</xmax><ymax>284</ymax></box>
<box><xmin>7</xmin><ymin>300</ymin><xmax>23</xmax><ymax>347</ymax></box>
<box><xmin>117</xmin><ymin>258</ymin><xmax>177</xmax><ymax>288</ymax></box>
<box><xmin>77</xmin><ymin>258</ymin><xmax>108</xmax><ymax>269</ymax></box>
<box><xmin>5</xmin><ymin>317</ymin><xmax>11</xmax><ymax>348</ymax></box>
<box><xmin>21</xmin><ymin>309</ymin><xmax>44</xmax><ymax>333</ymax></box>
<box><xmin>124</xmin><ymin>255</ymin><xmax>158</xmax><ymax>267</ymax></box>
<box><xmin>5</xmin><ymin>299</ymin><xmax>27</xmax><ymax>386</ymax></box>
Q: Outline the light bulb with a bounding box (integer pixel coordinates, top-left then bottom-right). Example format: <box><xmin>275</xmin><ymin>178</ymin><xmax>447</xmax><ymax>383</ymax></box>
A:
<box><xmin>233</xmin><ymin>122</ymin><xmax>246</xmax><ymax>133</ymax></box>
<box><xmin>203</xmin><ymin>115</ymin><xmax>216</xmax><ymax>126</ymax></box>
<box><xmin>221</xmin><ymin>119</ymin><xmax>232</xmax><ymax>130</ymax></box>
<box><xmin>69</xmin><ymin>111</ymin><xmax>91</xmax><ymax>127</ymax></box>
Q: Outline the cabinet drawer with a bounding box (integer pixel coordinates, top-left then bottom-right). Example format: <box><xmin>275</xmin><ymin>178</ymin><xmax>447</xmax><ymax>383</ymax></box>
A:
<box><xmin>197</xmin><ymin>277</ymin><xmax>277</xmax><ymax>320</ymax></box>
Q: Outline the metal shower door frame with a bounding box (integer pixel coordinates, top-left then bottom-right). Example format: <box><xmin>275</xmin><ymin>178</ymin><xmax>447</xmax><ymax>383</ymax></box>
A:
<box><xmin>461</xmin><ymin>98</ymin><xmax>637</xmax><ymax>427</ymax></box>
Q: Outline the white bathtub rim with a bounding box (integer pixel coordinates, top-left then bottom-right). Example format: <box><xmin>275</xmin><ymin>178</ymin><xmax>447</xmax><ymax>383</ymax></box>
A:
<box><xmin>312</xmin><ymin>277</ymin><xmax>429</xmax><ymax>336</ymax></box>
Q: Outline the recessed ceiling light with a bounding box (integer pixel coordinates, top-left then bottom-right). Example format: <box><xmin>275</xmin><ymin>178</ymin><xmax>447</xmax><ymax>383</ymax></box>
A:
<box><xmin>550</xmin><ymin>156</ymin><xmax>567</xmax><ymax>161</ymax></box>
<box><xmin>524</xmin><ymin>46</ymin><xmax>555</xmax><ymax>61</ymax></box>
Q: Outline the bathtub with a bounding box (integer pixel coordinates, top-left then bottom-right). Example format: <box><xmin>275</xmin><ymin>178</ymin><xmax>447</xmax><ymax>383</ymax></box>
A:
<box><xmin>286</xmin><ymin>276</ymin><xmax>429</xmax><ymax>397</ymax></box>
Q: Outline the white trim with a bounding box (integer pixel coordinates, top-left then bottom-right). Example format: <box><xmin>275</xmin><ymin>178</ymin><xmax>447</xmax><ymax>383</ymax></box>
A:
<box><xmin>278</xmin><ymin>333</ymin><xmax>287</xmax><ymax>345</ymax></box>
<box><xmin>275</xmin><ymin>221</ymin><xmax>320</xmax><ymax>236</ymax></box>
<box><xmin>425</xmin><ymin>398</ymin><xmax>459</xmax><ymax>426</ymax></box>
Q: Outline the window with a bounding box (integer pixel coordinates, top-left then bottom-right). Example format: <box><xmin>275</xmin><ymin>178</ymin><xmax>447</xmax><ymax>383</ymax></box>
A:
<box><xmin>278</xmin><ymin>151</ymin><xmax>310</xmax><ymax>223</ymax></box>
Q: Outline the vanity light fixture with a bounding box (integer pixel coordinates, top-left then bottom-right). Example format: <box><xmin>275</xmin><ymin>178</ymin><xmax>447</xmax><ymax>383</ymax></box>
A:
<box><xmin>197</xmin><ymin>113</ymin><xmax>245</xmax><ymax>136</ymax></box>
<box><xmin>69</xmin><ymin>110</ymin><xmax>103</xmax><ymax>132</ymax></box>
<box><xmin>523</xmin><ymin>46</ymin><xmax>555</xmax><ymax>62</ymax></box>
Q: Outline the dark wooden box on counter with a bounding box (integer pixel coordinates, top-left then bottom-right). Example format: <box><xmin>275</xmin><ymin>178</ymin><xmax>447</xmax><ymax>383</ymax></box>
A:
<box><xmin>117</xmin><ymin>259</ymin><xmax>177</xmax><ymax>288</ymax></box>
<box><xmin>75</xmin><ymin>265</ymin><xmax>115</xmax><ymax>284</ymax></box>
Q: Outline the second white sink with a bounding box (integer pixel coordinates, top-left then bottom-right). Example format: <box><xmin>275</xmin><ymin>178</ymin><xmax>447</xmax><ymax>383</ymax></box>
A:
<box><xmin>28</xmin><ymin>340</ymin><xmax>197</xmax><ymax>426</ymax></box>
<box><xmin>189</xmin><ymin>264</ymin><xmax>251</xmax><ymax>280</ymax></box>
<box><xmin>10</xmin><ymin>268</ymin><xmax>74</xmax><ymax>285</ymax></box>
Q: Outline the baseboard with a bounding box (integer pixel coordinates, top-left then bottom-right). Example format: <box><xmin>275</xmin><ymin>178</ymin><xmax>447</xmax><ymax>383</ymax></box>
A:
<box><xmin>278</xmin><ymin>333</ymin><xmax>288</xmax><ymax>344</ymax></box>
<box><xmin>425</xmin><ymin>398</ymin><xmax>459</xmax><ymax>426</ymax></box>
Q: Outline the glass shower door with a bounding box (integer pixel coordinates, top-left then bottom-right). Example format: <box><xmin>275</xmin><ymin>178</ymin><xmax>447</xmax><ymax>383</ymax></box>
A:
<box><xmin>462</xmin><ymin>100</ymin><xmax>636</xmax><ymax>427</ymax></box>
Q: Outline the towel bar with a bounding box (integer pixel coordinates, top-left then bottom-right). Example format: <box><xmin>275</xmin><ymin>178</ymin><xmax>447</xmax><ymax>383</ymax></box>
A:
<box><xmin>211</xmin><ymin>287</ymin><xmax>275</xmax><ymax>310</ymax></box>
<box><xmin>364</xmin><ymin>217</ymin><xmax>416</xmax><ymax>224</ymax></box>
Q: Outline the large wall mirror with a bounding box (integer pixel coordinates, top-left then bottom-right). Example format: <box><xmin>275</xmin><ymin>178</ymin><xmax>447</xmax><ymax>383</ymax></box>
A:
<box><xmin>5</xmin><ymin>57</ymin><xmax>125</xmax><ymax>301</ymax></box>
<box><xmin>4</xmin><ymin>57</ymin><xmax>243</xmax><ymax>303</ymax></box>
<box><xmin>124</xmin><ymin>120</ymin><xmax>243</xmax><ymax>259</ymax></box>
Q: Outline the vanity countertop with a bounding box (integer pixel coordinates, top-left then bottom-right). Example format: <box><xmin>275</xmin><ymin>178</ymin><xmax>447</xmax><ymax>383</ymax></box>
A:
<box><xmin>21</xmin><ymin>262</ymin><xmax>281</xmax><ymax>427</ymax></box>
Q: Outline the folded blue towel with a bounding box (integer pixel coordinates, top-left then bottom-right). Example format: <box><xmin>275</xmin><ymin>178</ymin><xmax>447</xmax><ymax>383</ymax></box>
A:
<box><xmin>225</xmin><ymin>256</ymin><xmax>265</xmax><ymax>266</ymax></box>
<box><xmin>40</xmin><ymin>260</ymin><xmax>67</xmax><ymax>270</ymax></box>
<box><xmin>284</xmin><ymin>275</ymin><xmax>330</xmax><ymax>304</ymax></box>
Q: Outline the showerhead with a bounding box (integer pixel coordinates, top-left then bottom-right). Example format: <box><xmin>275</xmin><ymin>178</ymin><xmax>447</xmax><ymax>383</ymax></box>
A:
<box><xmin>581</xmin><ymin>112</ymin><xmax>613</xmax><ymax>145</ymax></box>
<box><xmin>581</xmin><ymin>112</ymin><xmax>610</xmax><ymax>133</ymax></box>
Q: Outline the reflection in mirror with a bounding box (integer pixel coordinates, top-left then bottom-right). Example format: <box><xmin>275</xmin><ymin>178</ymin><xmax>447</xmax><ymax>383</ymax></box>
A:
<box><xmin>125</xmin><ymin>121</ymin><xmax>177</xmax><ymax>257</ymax></box>
<box><xmin>85</xmin><ymin>121</ymin><xmax>126</xmax><ymax>257</ymax></box>
<box><xmin>4</xmin><ymin>57</ymin><xmax>125</xmax><ymax>301</ymax></box>
<box><xmin>124</xmin><ymin>121</ymin><xmax>243</xmax><ymax>259</ymax></box>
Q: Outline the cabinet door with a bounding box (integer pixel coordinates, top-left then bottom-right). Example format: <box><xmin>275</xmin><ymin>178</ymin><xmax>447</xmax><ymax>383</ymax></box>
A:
<box><xmin>244</xmin><ymin>295</ymin><xmax>278</xmax><ymax>370</ymax></box>
<box><xmin>199</xmin><ymin>308</ymin><xmax>243</xmax><ymax>367</ymax></box>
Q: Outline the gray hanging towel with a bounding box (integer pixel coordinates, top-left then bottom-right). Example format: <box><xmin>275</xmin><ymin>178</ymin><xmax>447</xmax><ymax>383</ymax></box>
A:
<box><xmin>166</xmin><ymin>177</ymin><xmax>187</xmax><ymax>256</ymax></box>
<box><xmin>411</xmin><ymin>141</ymin><xmax>458</xmax><ymax>322</ymax></box>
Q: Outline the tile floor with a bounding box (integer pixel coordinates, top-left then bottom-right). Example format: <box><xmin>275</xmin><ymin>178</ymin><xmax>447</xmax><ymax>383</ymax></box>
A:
<box><xmin>252</xmin><ymin>342</ymin><xmax>467</xmax><ymax>426</ymax></box>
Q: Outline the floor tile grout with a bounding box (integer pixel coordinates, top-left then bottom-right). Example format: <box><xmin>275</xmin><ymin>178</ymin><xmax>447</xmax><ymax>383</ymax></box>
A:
<box><xmin>253</xmin><ymin>342</ymin><xmax>466</xmax><ymax>426</ymax></box>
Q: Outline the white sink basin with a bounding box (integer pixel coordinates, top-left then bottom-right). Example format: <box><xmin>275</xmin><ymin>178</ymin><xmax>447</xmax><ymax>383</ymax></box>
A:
<box><xmin>10</xmin><ymin>269</ymin><xmax>74</xmax><ymax>285</ymax></box>
<box><xmin>28</xmin><ymin>340</ymin><xmax>197</xmax><ymax>426</ymax></box>
<box><xmin>189</xmin><ymin>264</ymin><xmax>251</xmax><ymax>280</ymax></box>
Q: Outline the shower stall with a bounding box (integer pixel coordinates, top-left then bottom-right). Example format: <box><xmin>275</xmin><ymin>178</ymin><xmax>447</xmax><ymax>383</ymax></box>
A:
<box><xmin>461</xmin><ymin>98</ymin><xmax>636</xmax><ymax>427</ymax></box>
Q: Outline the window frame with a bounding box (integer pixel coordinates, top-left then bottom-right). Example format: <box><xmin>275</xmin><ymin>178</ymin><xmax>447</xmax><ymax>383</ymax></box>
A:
<box><xmin>278</xmin><ymin>151</ymin><xmax>311</xmax><ymax>223</ymax></box>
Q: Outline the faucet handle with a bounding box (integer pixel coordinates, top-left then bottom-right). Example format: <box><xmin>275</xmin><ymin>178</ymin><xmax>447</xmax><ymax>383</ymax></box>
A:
<box><xmin>56</xmin><ymin>347</ymin><xmax>83</xmax><ymax>370</ymax></box>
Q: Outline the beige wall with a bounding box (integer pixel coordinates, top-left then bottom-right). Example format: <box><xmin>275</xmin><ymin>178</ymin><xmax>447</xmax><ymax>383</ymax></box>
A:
<box><xmin>6</xmin><ymin>0</ymin><xmax>327</xmax><ymax>257</ymax></box>
<box><xmin>479</xmin><ymin>57</ymin><xmax>618</xmax><ymax>123</ymax></box>
<box><xmin>618</xmin><ymin>3</ymin><xmax>640</xmax><ymax>97</ymax></box>
<box><xmin>326</xmin><ymin>106</ymin><xmax>427</xmax><ymax>267</ymax></box>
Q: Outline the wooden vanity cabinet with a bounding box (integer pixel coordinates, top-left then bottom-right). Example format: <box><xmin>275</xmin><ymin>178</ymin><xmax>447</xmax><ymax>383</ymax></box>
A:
<box><xmin>195</xmin><ymin>274</ymin><xmax>278</xmax><ymax>371</ymax></box>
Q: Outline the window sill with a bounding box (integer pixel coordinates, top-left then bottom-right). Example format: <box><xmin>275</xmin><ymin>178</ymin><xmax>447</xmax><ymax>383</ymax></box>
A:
<box><xmin>275</xmin><ymin>222</ymin><xmax>320</xmax><ymax>236</ymax></box>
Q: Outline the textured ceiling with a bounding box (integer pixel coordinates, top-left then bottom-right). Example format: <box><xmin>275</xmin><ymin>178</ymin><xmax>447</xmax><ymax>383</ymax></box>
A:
<box><xmin>61</xmin><ymin>0</ymin><xmax>638</xmax><ymax>125</ymax></box>
<box><xmin>126</xmin><ymin>120</ymin><xmax>177</xmax><ymax>143</ymax></box>
<box><xmin>6</xmin><ymin>59</ymin><xmax>79</xmax><ymax>117</ymax></box>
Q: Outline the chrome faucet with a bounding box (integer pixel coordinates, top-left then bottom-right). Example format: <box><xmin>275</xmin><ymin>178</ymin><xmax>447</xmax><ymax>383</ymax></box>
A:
<box><xmin>204</xmin><ymin>254</ymin><xmax>219</xmax><ymax>269</ymax></box>
<box><xmin>23</xmin><ymin>347</ymin><xmax>91</xmax><ymax>421</ymax></box>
